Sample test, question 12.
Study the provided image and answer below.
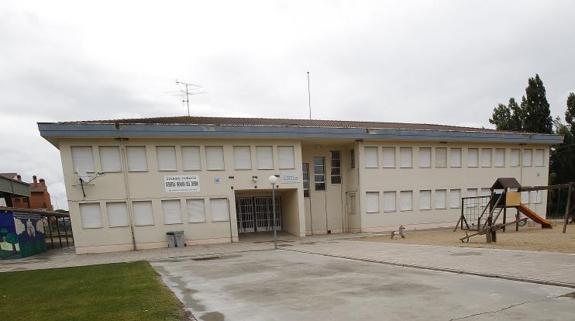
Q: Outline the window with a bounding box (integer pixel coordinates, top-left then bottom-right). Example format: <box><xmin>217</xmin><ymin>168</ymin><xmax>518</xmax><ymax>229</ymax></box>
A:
<box><xmin>467</xmin><ymin>148</ymin><xmax>479</xmax><ymax>167</ymax></box>
<box><xmin>521</xmin><ymin>191</ymin><xmax>530</xmax><ymax>204</ymax></box>
<box><xmin>364</xmin><ymin>146</ymin><xmax>379</xmax><ymax>168</ymax></box>
<box><xmin>366</xmin><ymin>192</ymin><xmax>380</xmax><ymax>213</ymax></box>
<box><xmin>313</xmin><ymin>156</ymin><xmax>326</xmax><ymax>191</ymax></box>
<box><xmin>99</xmin><ymin>146</ymin><xmax>121</xmax><ymax>172</ymax></box>
<box><xmin>382</xmin><ymin>147</ymin><xmax>395</xmax><ymax>168</ymax></box>
<box><xmin>435</xmin><ymin>147</ymin><xmax>447</xmax><ymax>168</ymax></box>
<box><xmin>210</xmin><ymin>198</ymin><xmax>229</xmax><ymax>222</ymax></box>
<box><xmin>106</xmin><ymin>202</ymin><xmax>129</xmax><ymax>227</ymax></box>
<box><xmin>233</xmin><ymin>146</ymin><xmax>252</xmax><ymax>170</ymax></box>
<box><xmin>419</xmin><ymin>190</ymin><xmax>432</xmax><ymax>210</ymax></box>
<box><xmin>256</xmin><ymin>146</ymin><xmax>274</xmax><ymax>169</ymax></box>
<box><xmin>157</xmin><ymin>146</ymin><xmax>177</xmax><ymax>171</ymax></box>
<box><xmin>466</xmin><ymin>188</ymin><xmax>477</xmax><ymax>207</ymax></box>
<box><xmin>400</xmin><ymin>147</ymin><xmax>412</xmax><ymax>168</ymax></box>
<box><xmin>278</xmin><ymin>146</ymin><xmax>295</xmax><ymax>169</ymax></box>
<box><xmin>71</xmin><ymin>146</ymin><xmax>94</xmax><ymax>172</ymax></box>
<box><xmin>534</xmin><ymin>149</ymin><xmax>544</xmax><ymax>167</ymax></box>
<box><xmin>494</xmin><ymin>149</ymin><xmax>505</xmax><ymax>167</ymax></box>
<box><xmin>510</xmin><ymin>149</ymin><xmax>520</xmax><ymax>167</ymax></box>
<box><xmin>186</xmin><ymin>199</ymin><xmax>206</xmax><ymax>223</ymax></box>
<box><xmin>330</xmin><ymin>151</ymin><xmax>341</xmax><ymax>184</ymax></box>
<box><xmin>133</xmin><ymin>201</ymin><xmax>154</xmax><ymax>226</ymax></box>
<box><xmin>419</xmin><ymin>147</ymin><xmax>431</xmax><ymax>168</ymax></box>
<box><xmin>449</xmin><ymin>189</ymin><xmax>461</xmax><ymax>209</ymax></box>
<box><xmin>350</xmin><ymin>149</ymin><xmax>355</xmax><ymax>169</ymax></box>
<box><xmin>522</xmin><ymin>149</ymin><xmax>532</xmax><ymax>167</ymax></box>
<box><xmin>399</xmin><ymin>191</ymin><xmax>413</xmax><ymax>211</ymax></box>
<box><xmin>79</xmin><ymin>203</ymin><xmax>101</xmax><ymax>228</ymax></box>
<box><xmin>435</xmin><ymin>189</ymin><xmax>447</xmax><ymax>209</ymax></box>
<box><xmin>383</xmin><ymin>191</ymin><xmax>396</xmax><ymax>212</ymax></box>
<box><xmin>206</xmin><ymin>146</ymin><xmax>225</xmax><ymax>170</ymax></box>
<box><xmin>450</xmin><ymin>148</ymin><xmax>462</xmax><ymax>168</ymax></box>
<box><xmin>162</xmin><ymin>200</ymin><xmax>182</xmax><ymax>224</ymax></box>
<box><xmin>530</xmin><ymin>190</ymin><xmax>542</xmax><ymax>203</ymax></box>
<box><xmin>182</xmin><ymin>146</ymin><xmax>201</xmax><ymax>171</ymax></box>
<box><xmin>481</xmin><ymin>148</ymin><xmax>492</xmax><ymax>167</ymax></box>
<box><xmin>127</xmin><ymin>146</ymin><xmax>148</xmax><ymax>172</ymax></box>
<box><xmin>302</xmin><ymin>163</ymin><xmax>310</xmax><ymax>197</ymax></box>
<box><xmin>480</xmin><ymin>188</ymin><xmax>491</xmax><ymax>197</ymax></box>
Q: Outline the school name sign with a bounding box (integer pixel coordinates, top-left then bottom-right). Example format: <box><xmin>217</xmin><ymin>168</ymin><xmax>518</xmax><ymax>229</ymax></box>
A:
<box><xmin>164</xmin><ymin>175</ymin><xmax>200</xmax><ymax>193</ymax></box>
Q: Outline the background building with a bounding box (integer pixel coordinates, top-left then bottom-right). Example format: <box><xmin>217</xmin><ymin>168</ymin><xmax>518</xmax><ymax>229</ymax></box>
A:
<box><xmin>38</xmin><ymin>116</ymin><xmax>562</xmax><ymax>254</ymax></box>
<box><xmin>0</xmin><ymin>173</ymin><xmax>53</xmax><ymax>211</ymax></box>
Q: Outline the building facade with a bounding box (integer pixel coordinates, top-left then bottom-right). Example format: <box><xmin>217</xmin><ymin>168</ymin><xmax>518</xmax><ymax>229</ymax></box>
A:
<box><xmin>38</xmin><ymin>117</ymin><xmax>562</xmax><ymax>254</ymax></box>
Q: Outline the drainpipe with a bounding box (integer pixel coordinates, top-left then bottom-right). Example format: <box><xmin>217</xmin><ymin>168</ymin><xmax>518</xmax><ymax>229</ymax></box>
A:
<box><xmin>116</xmin><ymin>123</ymin><xmax>137</xmax><ymax>251</ymax></box>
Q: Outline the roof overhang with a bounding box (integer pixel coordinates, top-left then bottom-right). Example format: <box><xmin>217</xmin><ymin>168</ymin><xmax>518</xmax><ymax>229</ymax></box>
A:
<box><xmin>38</xmin><ymin>122</ymin><xmax>564</xmax><ymax>147</ymax></box>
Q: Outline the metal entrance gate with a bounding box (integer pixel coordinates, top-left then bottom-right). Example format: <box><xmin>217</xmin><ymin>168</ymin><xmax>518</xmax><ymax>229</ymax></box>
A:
<box><xmin>236</xmin><ymin>196</ymin><xmax>281</xmax><ymax>233</ymax></box>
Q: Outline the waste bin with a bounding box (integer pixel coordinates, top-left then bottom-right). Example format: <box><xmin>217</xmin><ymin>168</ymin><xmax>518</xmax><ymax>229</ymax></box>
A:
<box><xmin>173</xmin><ymin>231</ymin><xmax>185</xmax><ymax>247</ymax></box>
<box><xmin>166</xmin><ymin>231</ymin><xmax>176</xmax><ymax>248</ymax></box>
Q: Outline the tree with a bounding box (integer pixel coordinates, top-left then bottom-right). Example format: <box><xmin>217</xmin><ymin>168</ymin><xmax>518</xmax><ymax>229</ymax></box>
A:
<box><xmin>489</xmin><ymin>98</ymin><xmax>523</xmax><ymax>131</ymax></box>
<box><xmin>520</xmin><ymin>74</ymin><xmax>553</xmax><ymax>134</ymax></box>
<box><xmin>565</xmin><ymin>92</ymin><xmax>575</xmax><ymax>137</ymax></box>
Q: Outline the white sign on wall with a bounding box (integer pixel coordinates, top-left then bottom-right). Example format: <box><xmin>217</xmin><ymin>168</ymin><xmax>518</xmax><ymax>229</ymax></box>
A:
<box><xmin>280</xmin><ymin>172</ymin><xmax>301</xmax><ymax>184</ymax></box>
<box><xmin>164</xmin><ymin>175</ymin><xmax>200</xmax><ymax>193</ymax></box>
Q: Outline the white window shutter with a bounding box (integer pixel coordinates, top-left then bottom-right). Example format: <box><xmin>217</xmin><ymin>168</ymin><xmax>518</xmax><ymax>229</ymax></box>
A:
<box><xmin>210</xmin><ymin>198</ymin><xmax>230</xmax><ymax>222</ymax></box>
<box><xmin>481</xmin><ymin>149</ymin><xmax>492</xmax><ymax>167</ymax></box>
<box><xmin>72</xmin><ymin>147</ymin><xmax>95</xmax><ymax>172</ymax></box>
<box><xmin>521</xmin><ymin>191</ymin><xmax>530</xmax><ymax>204</ymax></box>
<box><xmin>162</xmin><ymin>200</ymin><xmax>182</xmax><ymax>224</ymax></box>
<box><xmin>419</xmin><ymin>148</ymin><xmax>431</xmax><ymax>168</ymax></box>
<box><xmin>382</xmin><ymin>147</ymin><xmax>395</xmax><ymax>168</ymax></box>
<box><xmin>467</xmin><ymin>149</ymin><xmax>478</xmax><ymax>167</ymax></box>
<box><xmin>449</xmin><ymin>189</ymin><xmax>461</xmax><ymax>208</ymax></box>
<box><xmin>182</xmin><ymin>146</ymin><xmax>201</xmax><ymax>171</ymax></box>
<box><xmin>127</xmin><ymin>147</ymin><xmax>148</xmax><ymax>172</ymax></box>
<box><xmin>510</xmin><ymin>149</ymin><xmax>520</xmax><ymax>167</ymax></box>
<box><xmin>435</xmin><ymin>190</ymin><xmax>446</xmax><ymax>209</ymax></box>
<box><xmin>522</xmin><ymin>149</ymin><xmax>532</xmax><ymax>167</ymax></box>
<box><xmin>450</xmin><ymin>148</ymin><xmax>462</xmax><ymax>167</ymax></box>
<box><xmin>419</xmin><ymin>190</ymin><xmax>431</xmax><ymax>210</ymax></box>
<box><xmin>99</xmin><ymin>146</ymin><xmax>121</xmax><ymax>172</ymax></box>
<box><xmin>106</xmin><ymin>202</ymin><xmax>129</xmax><ymax>227</ymax></box>
<box><xmin>234</xmin><ymin>146</ymin><xmax>252</xmax><ymax>170</ymax></box>
<box><xmin>400</xmin><ymin>147</ymin><xmax>412</xmax><ymax>168</ymax></box>
<box><xmin>400</xmin><ymin>191</ymin><xmax>413</xmax><ymax>211</ymax></box>
<box><xmin>383</xmin><ymin>191</ymin><xmax>396</xmax><ymax>212</ymax></box>
<box><xmin>187</xmin><ymin>199</ymin><xmax>206</xmax><ymax>223</ymax></box>
<box><xmin>435</xmin><ymin>148</ymin><xmax>447</xmax><ymax>168</ymax></box>
<box><xmin>278</xmin><ymin>146</ymin><xmax>295</xmax><ymax>169</ymax></box>
<box><xmin>157</xmin><ymin>146</ymin><xmax>177</xmax><ymax>171</ymax></box>
<box><xmin>206</xmin><ymin>146</ymin><xmax>225</xmax><ymax>170</ymax></box>
<box><xmin>494</xmin><ymin>149</ymin><xmax>505</xmax><ymax>167</ymax></box>
<box><xmin>365</xmin><ymin>192</ymin><xmax>380</xmax><ymax>213</ymax></box>
<box><xmin>534</xmin><ymin>149</ymin><xmax>544</xmax><ymax>167</ymax></box>
<box><xmin>80</xmin><ymin>203</ymin><xmax>102</xmax><ymax>228</ymax></box>
<box><xmin>256</xmin><ymin>146</ymin><xmax>274</xmax><ymax>169</ymax></box>
<box><xmin>133</xmin><ymin>201</ymin><xmax>154</xmax><ymax>226</ymax></box>
<box><xmin>364</xmin><ymin>147</ymin><xmax>379</xmax><ymax>168</ymax></box>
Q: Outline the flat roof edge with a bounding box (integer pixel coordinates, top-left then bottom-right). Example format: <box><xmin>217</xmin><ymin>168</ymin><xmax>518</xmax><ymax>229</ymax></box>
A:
<box><xmin>37</xmin><ymin>123</ymin><xmax>564</xmax><ymax>145</ymax></box>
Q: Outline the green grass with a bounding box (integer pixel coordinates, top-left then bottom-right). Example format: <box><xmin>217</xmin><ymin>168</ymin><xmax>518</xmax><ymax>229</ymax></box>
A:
<box><xmin>0</xmin><ymin>261</ymin><xmax>185</xmax><ymax>321</ymax></box>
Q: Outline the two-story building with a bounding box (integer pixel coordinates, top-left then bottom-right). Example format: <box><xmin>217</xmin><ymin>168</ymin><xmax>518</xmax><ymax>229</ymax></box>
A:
<box><xmin>38</xmin><ymin>116</ymin><xmax>562</xmax><ymax>254</ymax></box>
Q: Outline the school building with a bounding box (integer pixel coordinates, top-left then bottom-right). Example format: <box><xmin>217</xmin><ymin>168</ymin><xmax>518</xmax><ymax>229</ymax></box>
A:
<box><xmin>38</xmin><ymin>116</ymin><xmax>562</xmax><ymax>254</ymax></box>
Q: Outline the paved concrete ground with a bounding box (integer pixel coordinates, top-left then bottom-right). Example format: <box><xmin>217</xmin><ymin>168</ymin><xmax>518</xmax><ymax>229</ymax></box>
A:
<box><xmin>152</xmin><ymin>250</ymin><xmax>575</xmax><ymax>321</ymax></box>
<box><xmin>287</xmin><ymin>240</ymin><xmax>575</xmax><ymax>288</ymax></box>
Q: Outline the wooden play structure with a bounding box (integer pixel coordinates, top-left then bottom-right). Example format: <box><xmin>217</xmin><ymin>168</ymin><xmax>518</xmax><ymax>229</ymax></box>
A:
<box><xmin>455</xmin><ymin>178</ymin><xmax>574</xmax><ymax>243</ymax></box>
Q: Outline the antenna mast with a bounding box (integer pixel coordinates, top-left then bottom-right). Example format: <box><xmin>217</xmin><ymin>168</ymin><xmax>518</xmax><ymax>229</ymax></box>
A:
<box><xmin>307</xmin><ymin>71</ymin><xmax>312</xmax><ymax>120</ymax></box>
<box><xmin>175</xmin><ymin>80</ymin><xmax>203</xmax><ymax>116</ymax></box>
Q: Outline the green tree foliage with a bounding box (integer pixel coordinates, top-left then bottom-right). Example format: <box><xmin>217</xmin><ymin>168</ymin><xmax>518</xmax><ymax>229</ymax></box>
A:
<box><xmin>565</xmin><ymin>92</ymin><xmax>575</xmax><ymax>137</ymax></box>
<box><xmin>489</xmin><ymin>75</ymin><xmax>552</xmax><ymax>133</ymax></box>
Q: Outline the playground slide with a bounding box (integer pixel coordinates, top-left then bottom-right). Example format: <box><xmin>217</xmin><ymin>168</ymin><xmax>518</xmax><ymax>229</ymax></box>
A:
<box><xmin>515</xmin><ymin>204</ymin><xmax>552</xmax><ymax>228</ymax></box>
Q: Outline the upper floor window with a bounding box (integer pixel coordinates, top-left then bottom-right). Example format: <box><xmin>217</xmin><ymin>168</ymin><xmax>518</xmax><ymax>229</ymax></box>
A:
<box><xmin>256</xmin><ymin>146</ymin><xmax>274</xmax><ymax>169</ymax></box>
<box><xmin>481</xmin><ymin>148</ymin><xmax>492</xmax><ymax>168</ymax></box>
<box><xmin>99</xmin><ymin>146</ymin><xmax>122</xmax><ymax>172</ymax></box>
<box><xmin>313</xmin><ymin>156</ymin><xmax>326</xmax><ymax>191</ymax></box>
<box><xmin>127</xmin><ymin>146</ymin><xmax>148</xmax><ymax>172</ymax></box>
<box><xmin>350</xmin><ymin>149</ymin><xmax>355</xmax><ymax>169</ymax></box>
<box><xmin>205</xmin><ymin>146</ymin><xmax>225</xmax><ymax>170</ymax></box>
<box><xmin>364</xmin><ymin>146</ymin><xmax>378</xmax><ymax>168</ymax></box>
<box><xmin>467</xmin><ymin>148</ymin><xmax>479</xmax><ymax>167</ymax></box>
<box><xmin>450</xmin><ymin>148</ymin><xmax>462</xmax><ymax>168</ymax></box>
<box><xmin>182</xmin><ymin>146</ymin><xmax>201</xmax><ymax>171</ymax></box>
<box><xmin>522</xmin><ymin>149</ymin><xmax>533</xmax><ymax>167</ymax></box>
<box><xmin>156</xmin><ymin>146</ymin><xmax>177</xmax><ymax>171</ymax></box>
<box><xmin>510</xmin><ymin>149</ymin><xmax>520</xmax><ymax>167</ymax></box>
<box><xmin>330</xmin><ymin>151</ymin><xmax>341</xmax><ymax>184</ymax></box>
<box><xmin>71</xmin><ymin>146</ymin><xmax>95</xmax><ymax>173</ymax></box>
<box><xmin>419</xmin><ymin>147</ymin><xmax>432</xmax><ymax>168</ymax></box>
<box><xmin>234</xmin><ymin>146</ymin><xmax>252</xmax><ymax>170</ymax></box>
<box><xmin>302</xmin><ymin>163</ymin><xmax>310</xmax><ymax>197</ymax></box>
<box><xmin>534</xmin><ymin>149</ymin><xmax>545</xmax><ymax>167</ymax></box>
<box><xmin>435</xmin><ymin>147</ymin><xmax>447</xmax><ymax>168</ymax></box>
<box><xmin>278</xmin><ymin>146</ymin><xmax>295</xmax><ymax>169</ymax></box>
<box><xmin>494</xmin><ymin>148</ymin><xmax>505</xmax><ymax>167</ymax></box>
<box><xmin>400</xmin><ymin>147</ymin><xmax>412</xmax><ymax>168</ymax></box>
<box><xmin>382</xmin><ymin>147</ymin><xmax>395</xmax><ymax>168</ymax></box>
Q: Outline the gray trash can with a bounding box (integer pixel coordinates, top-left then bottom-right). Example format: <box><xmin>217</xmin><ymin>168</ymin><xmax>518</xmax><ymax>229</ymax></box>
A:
<box><xmin>173</xmin><ymin>231</ymin><xmax>185</xmax><ymax>247</ymax></box>
<box><xmin>166</xmin><ymin>232</ymin><xmax>176</xmax><ymax>248</ymax></box>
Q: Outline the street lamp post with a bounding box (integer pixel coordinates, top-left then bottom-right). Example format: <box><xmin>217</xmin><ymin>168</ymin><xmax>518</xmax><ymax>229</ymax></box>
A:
<box><xmin>268</xmin><ymin>175</ymin><xmax>278</xmax><ymax>249</ymax></box>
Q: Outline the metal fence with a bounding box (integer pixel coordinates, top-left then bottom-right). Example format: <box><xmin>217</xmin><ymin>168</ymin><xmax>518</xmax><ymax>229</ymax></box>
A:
<box><xmin>460</xmin><ymin>196</ymin><xmax>491</xmax><ymax>230</ymax></box>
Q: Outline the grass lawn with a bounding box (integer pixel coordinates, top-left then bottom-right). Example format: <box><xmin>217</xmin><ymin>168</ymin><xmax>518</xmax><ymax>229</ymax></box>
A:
<box><xmin>0</xmin><ymin>261</ymin><xmax>186</xmax><ymax>321</ymax></box>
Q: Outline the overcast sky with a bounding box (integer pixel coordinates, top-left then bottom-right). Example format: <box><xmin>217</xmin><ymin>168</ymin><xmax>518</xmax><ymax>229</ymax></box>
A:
<box><xmin>1</xmin><ymin>0</ymin><xmax>574</xmax><ymax>209</ymax></box>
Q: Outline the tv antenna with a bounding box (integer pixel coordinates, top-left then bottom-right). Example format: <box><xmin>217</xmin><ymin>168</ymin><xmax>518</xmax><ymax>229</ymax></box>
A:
<box><xmin>75</xmin><ymin>169</ymin><xmax>104</xmax><ymax>198</ymax></box>
<box><xmin>175</xmin><ymin>80</ymin><xmax>204</xmax><ymax>116</ymax></box>
<box><xmin>307</xmin><ymin>71</ymin><xmax>312</xmax><ymax>120</ymax></box>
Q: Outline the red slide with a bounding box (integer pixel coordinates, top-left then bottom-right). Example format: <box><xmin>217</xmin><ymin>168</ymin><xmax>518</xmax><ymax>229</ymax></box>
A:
<box><xmin>515</xmin><ymin>204</ymin><xmax>553</xmax><ymax>228</ymax></box>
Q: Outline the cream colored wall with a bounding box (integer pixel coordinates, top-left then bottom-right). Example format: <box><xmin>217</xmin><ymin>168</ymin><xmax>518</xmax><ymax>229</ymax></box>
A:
<box><xmin>60</xmin><ymin>138</ymin><xmax>305</xmax><ymax>253</ymax></box>
<box><xmin>357</xmin><ymin>141</ymin><xmax>550</xmax><ymax>232</ymax></box>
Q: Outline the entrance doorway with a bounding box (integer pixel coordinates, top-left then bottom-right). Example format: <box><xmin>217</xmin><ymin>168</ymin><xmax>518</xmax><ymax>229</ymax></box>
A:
<box><xmin>236</xmin><ymin>196</ymin><xmax>282</xmax><ymax>233</ymax></box>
